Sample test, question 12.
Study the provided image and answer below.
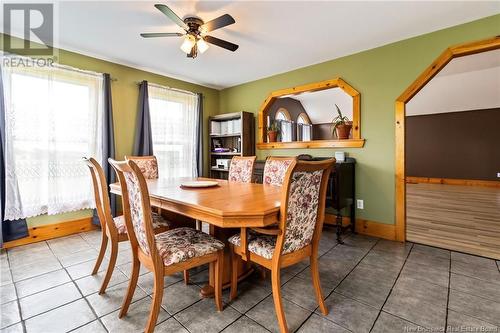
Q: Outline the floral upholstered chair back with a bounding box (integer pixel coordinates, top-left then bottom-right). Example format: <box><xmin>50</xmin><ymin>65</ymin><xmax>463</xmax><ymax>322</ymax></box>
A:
<box><xmin>228</xmin><ymin>156</ymin><xmax>257</xmax><ymax>183</ymax></box>
<box><xmin>109</xmin><ymin>159</ymin><xmax>154</xmax><ymax>256</ymax></box>
<box><xmin>280</xmin><ymin>160</ymin><xmax>334</xmax><ymax>255</ymax></box>
<box><xmin>263</xmin><ymin>157</ymin><xmax>297</xmax><ymax>186</ymax></box>
<box><xmin>125</xmin><ymin>155</ymin><xmax>159</xmax><ymax>179</ymax></box>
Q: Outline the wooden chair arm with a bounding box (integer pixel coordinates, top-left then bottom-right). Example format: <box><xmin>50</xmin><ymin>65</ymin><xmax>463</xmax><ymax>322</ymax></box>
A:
<box><xmin>250</xmin><ymin>227</ymin><xmax>282</xmax><ymax>236</ymax></box>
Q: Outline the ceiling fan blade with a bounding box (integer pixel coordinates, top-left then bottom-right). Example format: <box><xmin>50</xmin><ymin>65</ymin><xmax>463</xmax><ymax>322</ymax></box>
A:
<box><xmin>204</xmin><ymin>35</ymin><xmax>239</xmax><ymax>52</ymax></box>
<box><xmin>140</xmin><ymin>32</ymin><xmax>183</xmax><ymax>38</ymax></box>
<box><xmin>154</xmin><ymin>4</ymin><xmax>188</xmax><ymax>30</ymax></box>
<box><xmin>201</xmin><ymin>14</ymin><xmax>235</xmax><ymax>32</ymax></box>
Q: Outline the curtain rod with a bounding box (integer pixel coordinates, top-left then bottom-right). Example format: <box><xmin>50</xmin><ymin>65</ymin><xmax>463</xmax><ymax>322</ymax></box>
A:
<box><xmin>136</xmin><ymin>81</ymin><xmax>198</xmax><ymax>96</ymax></box>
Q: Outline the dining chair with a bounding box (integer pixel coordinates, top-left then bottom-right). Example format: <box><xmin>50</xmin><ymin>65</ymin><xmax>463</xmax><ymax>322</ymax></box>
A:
<box><xmin>124</xmin><ymin>155</ymin><xmax>159</xmax><ymax>179</ymax></box>
<box><xmin>109</xmin><ymin>158</ymin><xmax>225</xmax><ymax>333</ymax></box>
<box><xmin>228</xmin><ymin>158</ymin><xmax>335</xmax><ymax>333</ymax></box>
<box><xmin>83</xmin><ymin>157</ymin><xmax>172</xmax><ymax>294</ymax></box>
<box><xmin>263</xmin><ymin>156</ymin><xmax>297</xmax><ymax>186</ymax></box>
<box><xmin>228</xmin><ymin>156</ymin><xmax>257</xmax><ymax>183</ymax></box>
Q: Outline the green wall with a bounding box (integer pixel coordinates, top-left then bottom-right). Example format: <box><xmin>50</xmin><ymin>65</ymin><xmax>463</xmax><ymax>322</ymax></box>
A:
<box><xmin>218</xmin><ymin>15</ymin><xmax>500</xmax><ymax>225</ymax></box>
<box><xmin>1</xmin><ymin>34</ymin><xmax>220</xmax><ymax>227</ymax></box>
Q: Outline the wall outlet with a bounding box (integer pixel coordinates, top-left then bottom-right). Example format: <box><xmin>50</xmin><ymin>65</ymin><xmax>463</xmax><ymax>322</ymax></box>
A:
<box><xmin>497</xmin><ymin>172</ymin><xmax>500</xmax><ymax>178</ymax></box>
<box><xmin>357</xmin><ymin>199</ymin><xmax>364</xmax><ymax>209</ymax></box>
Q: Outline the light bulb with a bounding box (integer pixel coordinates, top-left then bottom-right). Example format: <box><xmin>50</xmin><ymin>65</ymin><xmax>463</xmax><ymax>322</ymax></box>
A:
<box><xmin>197</xmin><ymin>38</ymin><xmax>209</xmax><ymax>54</ymax></box>
<box><xmin>180</xmin><ymin>35</ymin><xmax>195</xmax><ymax>54</ymax></box>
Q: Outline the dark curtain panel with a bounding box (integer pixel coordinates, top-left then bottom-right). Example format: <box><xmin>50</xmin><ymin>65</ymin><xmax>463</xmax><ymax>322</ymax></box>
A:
<box><xmin>133</xmin><ymin>81</ymin><xmax>154</xmax><ymax>156</ymax></box>
<box><xmin>92</xmin><ymin>73</ymin><xmax>117</xmax><ymax>225</ymax></box>
<box><xmin>0</xmin><ymin>67</ymin><xmax>29</xmax><ymax>245</ymax></box>
<box><xmin>196</xmin><ymin>93</ymin><xmax>204</xmax><ymax>177</ymax></box>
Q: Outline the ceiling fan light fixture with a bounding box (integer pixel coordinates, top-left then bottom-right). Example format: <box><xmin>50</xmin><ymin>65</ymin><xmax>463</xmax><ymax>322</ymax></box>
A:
<box><xmin>180</xmin><ymin>35</ymin><xmax>196</xmax><ymax>54</ymax></box>
<box><xmin>197</xmin><ymin>38</ymin><xmax>209</xmax><ymax>54</ymax></box>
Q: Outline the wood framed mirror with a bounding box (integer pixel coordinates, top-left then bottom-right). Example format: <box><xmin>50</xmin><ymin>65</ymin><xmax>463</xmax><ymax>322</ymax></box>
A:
<box><xmin>257</xmin><ymin>77</ymin><xmax>365</xmax><ymax>149</ymax></box>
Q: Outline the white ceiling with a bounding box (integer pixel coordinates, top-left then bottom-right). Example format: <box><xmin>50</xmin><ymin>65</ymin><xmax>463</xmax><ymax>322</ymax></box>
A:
<box><xmin>407</xmin><ymin>50</ymin><xmax>500</xmax><ymax>116</ymax></box>
<box><xmin>2</xmin><ymin>1</ymin><xmax>499</xmax><ymax>89</ymax></box>
<box><xmin>290</xmin><ymin>88</ymin><xmax>353</xmax><ymax>124</ymax></box>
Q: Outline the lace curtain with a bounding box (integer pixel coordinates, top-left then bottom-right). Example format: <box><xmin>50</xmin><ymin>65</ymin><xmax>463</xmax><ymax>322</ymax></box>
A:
<box><xmin>2</xmin><ymin>61</ymin><xmax>103</xmax><ymax>220</ymax></box>
<box><xmin>148</xmin><ymin>84</ymin><xmax>198</xmax><ymax>178</ymax></box>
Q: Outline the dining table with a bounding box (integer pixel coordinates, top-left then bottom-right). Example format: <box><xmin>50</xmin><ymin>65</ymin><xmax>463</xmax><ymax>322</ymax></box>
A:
<box><xmin>110</xmin><ymin>177</ymin><xmax>282</xmax><ymax>297</ymax></box>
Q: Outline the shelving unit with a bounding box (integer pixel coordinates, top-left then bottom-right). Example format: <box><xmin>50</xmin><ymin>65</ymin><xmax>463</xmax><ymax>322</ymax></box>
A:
<box><xmin>209</xmin><ymin>111</ymin><xmax>255</xmax><ymax>179</ymax></box>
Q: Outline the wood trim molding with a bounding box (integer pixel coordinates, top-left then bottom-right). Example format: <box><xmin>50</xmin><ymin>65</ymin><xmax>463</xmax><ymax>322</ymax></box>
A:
<box><xmin>2</xmin><ymin>217</ymin><xmax>97</xmax><ymax>249</ymax></box>
<box><xmin>257</xmin><ymin>77</ymin><xmax>364</xmax><ymax>149</ymax></box>
<box><xmin>324</xmin><ymin>214</ymin><xmax>396</xmax><ymax>241</ymax></box>
<box><xmin>394</xmin><ymin>35</ymin><xmax>500</xmax><ymax>242</ymax></box>
<box><xmin>406</xmin><ymin>177</ymin><xmax>500</xmax><ymax>188</ymax></box>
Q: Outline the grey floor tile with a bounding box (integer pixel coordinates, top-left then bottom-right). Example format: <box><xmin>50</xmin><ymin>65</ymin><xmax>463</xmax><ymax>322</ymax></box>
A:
<box><xmin>451</xmin><ymin>252</ymin><xmax>497</xmax><ymax>268</ymax></box>
<box><xmin>86</xmin><ymin>280</ymin><xmax>148</xmax><ymax>317</ymax></box>
<box><xmin>10</xmin><ymin>257</ymin><xmax>62</xmax><ymax>282</ymax></box>
<box><xmin>24</xmin><ymin>299</ymin><xmax>95</xmax><ymax>333</ymax></box>
<box><xmin>360</xmin><ymin>249</ymin><xmax>407</xmax><ymax>273</ymax></box>
<box><xmin>400</xmin><ymin>258</ymin><xmax>449</xmax><ymax>287</ymax></box>
<box><xmin>222</xmin><ymin>315</ymin><xmax>269</xmax><ymax>333</ymax></box>
<box><xmin>446</xmin><ymin>309</ymin><xmax>498</xmax><ymax>333</ymax></box>
<box><xmin>15</xmin><ymin>269</ymin><xmax>71</xmax><ymax>298</ymax></box>
<box><xmin>188</xmin><ymin>268</ymin><xmax>209</xmax><ymax>287</ymax></box>
<box><xmin>282</xmin><ymin>276</ymin><xmax>334</xmax><ymax>312</ymax></box>
<box><xmin>57</xmin><ymin>248</ymin><xmax>99</xmax><ymax>268</ymax></box>
<box><xmin>48</xmin><ymin>235</ymin><xmax>92</xmax><ymax>256</ymax></box>
<box><xmin>70</xmin><ymin>320</ymin><xmax>107</xmax><ymax>333</ymax></box>
<box><xmin>372</xmin><ymin>239</ymin><xmax>412</xmax><ymax>256</ymax></box>
<box><xmin>406</xmin><ymin>250</ymin><xmax>450</xmax><ymax>268</ymax></box>
<box><xmin>0</xmin><ymin>322</ymin><xmax>23</xmax><ymax>333</ymax></box>
<box><xmin>320</xmin><ymin>292</ymin><xmax>379</xmax><ymax>333</ymax></box>
<box><xmin>0</xmin><ymin>269</ymin><xmax>12</xmax><ymax>287</ymax></box>
<box><xmin>175</xmin><ymin>298</ymin><xmax>240</xmax><ymax>333</ymax></box>
<box><xmin>66</xmin><ymin>258</ymin><xmax>110</xmax><ymax>280</ymax></box>
<box><xmin>451</xmin><ymin>260</ymin><xmax>500</xmax><ymax>284</ymax></box>
<box><xmin>154</xmin><ymin>317</ymin><xmax>189</xmax><ymax>333</ymax></box>
<box><xmin>391</xmin><ymin>275</ymin><xmax>448</xmax><ymax>306</ymax></box>
<box><xmin>160</xmin><ymin>282</ymin><xmax>203</xmax><ymax>315</ymax></box>
<box><xmin>296</xmin><ymin>257</ymin><xmax>354</xmax><ymax>286</ymax></box>
<box><xmin>19</xmin><ymin>281</ymin><xmax>81</xmax><ymax>319</ymax></box>
<box><xmin>225</xmin><ymin>280</ymin><xmax>271</xmax><ymax>314</ymax></box>
<box><xmin>7</xmin><ymin>249</ymin><xmax>56</xmax><ymax>268</ymax></box>
<box><xmin>74</xmin><ymin>269</ymin><xmax>128</xmax><ymax>296</ymax></box>
<box><xmin>448</xmin><ymin>289</ymin><xmax>500</xmax><ymax>326</ymax></box>
<box><xmin>371</xmin><ymin>312</ymin><xmax>423</xmax><ymax>333</ymax></box>
<box><xmin>101</xmin><ymin>297</ymin><xmax>169</xmax><ymax>333</ymax></box>
<box><xmin>247</xmin><ymin>295</ymin><xmax>311</xmax><ymax>333</ymax></box>
<box><xmin>117</xmin><ymin>261</ymin><xmax>149</xmax><ymax>278</ymax></box>
<box><xmin>383</xmin><ymin>281</ymin><xmax>446</xmax><ymax>330</ymax></box>
<box><xmin>322</xmin><ymin>244</ymin><xmax>368</xmax><ymax>262</ymax></box>
<box><xmin>79</xmin><ymin>230</ymin><xmax>103</xmax><ymax>246</ymax></box>
<box><xmin>107</xmin><ymin>248</ymin><xmax>133</xmax><ymax>266</ymax></box>
<box><xmin>0</xmin><ymin>284</ymin><xmax>17</xmax><ymax>305</ymax></box>
<box><xmin>137</xmin><ymin>272</ymin><xmax>184</xmax><ymax>295</ymax></box>
<box><xmin>412</xmin><ymin>244</ymin><xmax>450</xmax><ymax>260</ymax></box>
<box><xmin>0</xmin><ymin>301</ymin><xmax>20</xmax><ymax>329</ymax></box>
<box><xmin>7</xmin><ymin>243</ymin><xmax>51</xmax><ymax>263</ymax></box>
<box><xmin>450</xmin><ymin>273</ymin><xmax>500</xmax><ymax>302</ymax></box>
<box><xmin>342</xmin><ymin>234</ymin><xmax>378</xmax><ymax>250</ymax></box>
<box><xmin>297</xmin><ymin>313</ymin><xmax>349</xmax><ymax>333</ymax></box>
<box><xmin>335</xmin><ymin>263</ymin><xmax>397</xmax><ymax>309</ymax></box>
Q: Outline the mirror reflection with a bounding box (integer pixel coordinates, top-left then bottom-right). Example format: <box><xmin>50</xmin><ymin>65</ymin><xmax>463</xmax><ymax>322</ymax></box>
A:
<box><xmin>265</xmin><ymin>87</ymin><xmax>354</xmax><ymax>142</ymax></box>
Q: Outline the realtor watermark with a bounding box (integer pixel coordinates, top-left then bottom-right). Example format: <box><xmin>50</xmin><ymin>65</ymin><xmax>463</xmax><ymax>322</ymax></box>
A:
<box><xmin>2</xmin><ymin>2</ymin><xmax>58</xmax><ymax>67</ymax></box>
<box><xmin>404</xmin><ymin>326</ymin><xmax>498</xmax><ymax>332</ymax></box>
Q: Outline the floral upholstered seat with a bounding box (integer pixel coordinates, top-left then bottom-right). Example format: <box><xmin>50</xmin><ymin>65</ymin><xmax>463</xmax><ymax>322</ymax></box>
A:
<box><xmin>228</xmin><ymin>156</ymin><xmax>256</xmax><ymax>183</ymax></box>
<box><xmin>263</xmin><ymin>157</ymin><xmax>296</xmax><ymax>186</ymax></box>
<box><xmin>228</xmin><ymin>231</ymin><xmax>277</xmax><ymax>259</ymax></box>
<box><xmin>125</xmin><ymin>156</ymin><xmax>159</xmax><ymax>179</ymax></box>
<box><xmin>112</xmin><ymin>212</ymin><xmax>172</xmax><ymax>235</ymax></box>
<box><xmin>155</xmin><ymin>227</ymin><xmax>225</xmax><ymax>266</ymax></box>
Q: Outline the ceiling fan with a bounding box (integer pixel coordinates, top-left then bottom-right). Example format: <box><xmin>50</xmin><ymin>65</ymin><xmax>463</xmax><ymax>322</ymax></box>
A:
<box><xmin>140</xmin><ymin>4</ymin><xmax>239</xmax><ymax>58</ymax></box>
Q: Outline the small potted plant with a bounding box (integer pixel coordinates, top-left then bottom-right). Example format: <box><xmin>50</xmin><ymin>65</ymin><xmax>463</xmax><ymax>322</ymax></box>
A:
<box><xmin>332</xmin><ymin>104</ymin><xmax>352</xmax><ymax>140</ymax></box>
<box><xmin>267</xmin><ymin>122</ymin><xmax>280</xmax><ymax>142</ymax></box>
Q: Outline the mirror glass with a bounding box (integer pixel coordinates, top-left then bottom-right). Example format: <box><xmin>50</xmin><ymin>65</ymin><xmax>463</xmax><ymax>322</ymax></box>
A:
<box><xmin>265</xmin><ymin>87</ymin><xmax>354</xmax><ymax>142</ymax></box>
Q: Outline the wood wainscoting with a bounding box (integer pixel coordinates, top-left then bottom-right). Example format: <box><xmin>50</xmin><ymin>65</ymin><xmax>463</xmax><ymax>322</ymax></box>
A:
<box><xmin>324</xmin><ymin>213</ymin><xmax>396</xmax><ymax>241</ymax></box>
<box><xmin>2</xmin><ymin>217</ymin><xmax>97</xmax><ymax>249</ymax></box>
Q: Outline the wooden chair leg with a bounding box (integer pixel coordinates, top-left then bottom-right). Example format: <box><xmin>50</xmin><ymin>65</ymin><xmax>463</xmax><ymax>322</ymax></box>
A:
<box><xmin>310</xmin><ymin>255</ymin><xmax>328</xmax><ymax>315</ymax></box>
<box><xmin>99</xmin><ymin>240</ymin><xmax>118</xmax><ymax>295</ymax></box>
<box><xmin>92</xmin><ymin>233</ymin><xmax>108</xmax><ymax>275</ymax></box>
<box><xmin>144</xmin><ymin>272</ymin><xmax>165</xmax><ymax>333</ymax></box>
<box><xmin>271</xmin><ymin>267</ymin><xmax>289</xmax><ymax>333</ymax></box>
<box><xmin>119</xmin><ymin>256</ymin><xmax>140</xmax><ymax>318</ymax></box>
<box><xmin>183</xmin><ymin>270</ymin><xmax>190</xmax><ymax>285</ymax></box>
<box><xmin>229</xmin><ymin>247</ymin><xmax>239</xmax><ymax>301</ymax></box>
<box><xmin>214</xmin><ymin>250</ymin><xmax>223</xmax><ymax>311</ymax></box>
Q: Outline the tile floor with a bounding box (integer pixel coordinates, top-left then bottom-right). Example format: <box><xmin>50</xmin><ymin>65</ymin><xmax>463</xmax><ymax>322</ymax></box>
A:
<box><xmin>1</xmin><ymin>228</ymin><xmax>499</xmax><ymax>333</ymax></box>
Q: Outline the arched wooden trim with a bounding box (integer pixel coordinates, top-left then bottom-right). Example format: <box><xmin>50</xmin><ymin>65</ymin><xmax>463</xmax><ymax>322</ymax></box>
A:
<box><xmin>275</xmin><ymin>107</ymin><xmax>291</xmax><ymax>121</ymax></box>
<box><xmin>257</xmin><ymin>77</ymin><xmax>364</xmax><ymax>149</ymax></box>
<box><xmin>394</xmin><ymin>36</ymin><xmax>500</xmax><ymax>242</ymax></box>
<box><xmin>297</xmin><ymin>112</ymin><xmax>312</xmax><ymax>125</ymax></box>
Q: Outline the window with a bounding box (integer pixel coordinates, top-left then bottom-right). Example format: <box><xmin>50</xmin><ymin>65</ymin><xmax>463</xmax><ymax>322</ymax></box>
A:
<box><xmin>275</xmin><ymin>108</ymin><xmax>293</xmax><ymax>142</ymax></box>
<box><xmin>2</xmin><ymin>60</ymin><xmax>104</xmax><ymax>220</ymax></box>
<box><xmin>297</xmin><ymin>113</ymin><xmax>312</xmax><ymax>141</ymax></box>
<box><xmin>148</xmin><ymin>84</ymin><xmax>199</xmax><ymax>178</ymax></box>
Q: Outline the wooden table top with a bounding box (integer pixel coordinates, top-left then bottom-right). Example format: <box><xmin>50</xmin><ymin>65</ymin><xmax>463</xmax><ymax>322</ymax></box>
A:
<box><xmin>110</xmin><ymin>178</ymin><xmax>282</xmax><ymax>228</ymax></box>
